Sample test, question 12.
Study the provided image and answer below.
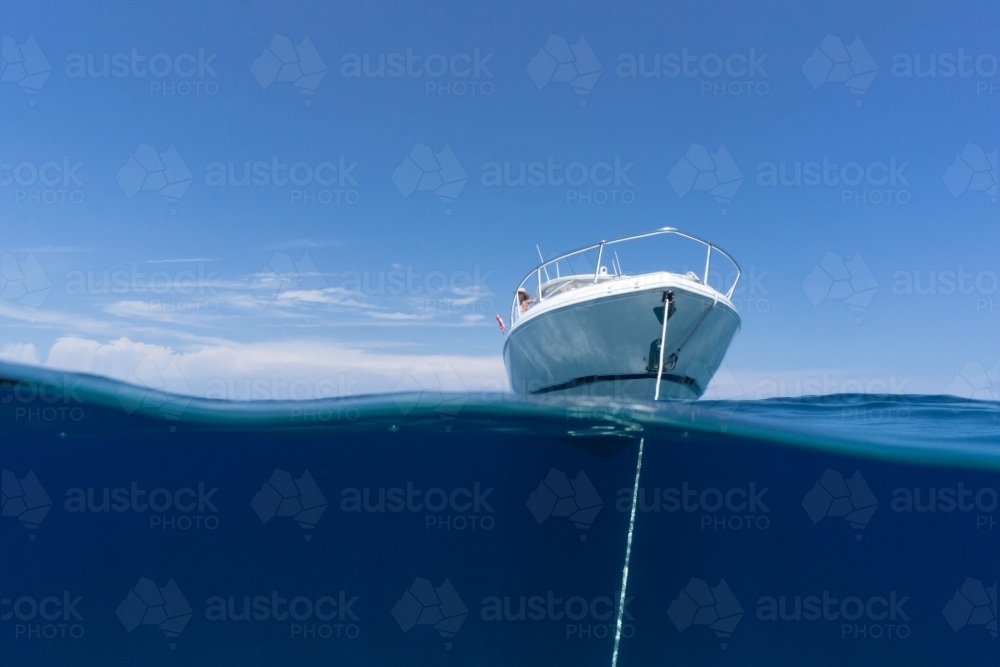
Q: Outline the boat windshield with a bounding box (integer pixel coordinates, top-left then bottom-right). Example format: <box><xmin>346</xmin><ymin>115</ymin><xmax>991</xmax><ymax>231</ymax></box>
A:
<box><xmin>539</xmin><ymin>275</ymin><xmax>613</xmax><ymax>299</ymax></box>
<box><xmin>509</xmin><ymin>227</ymin><xmax>740</xmax><ymax>325</ymax></box>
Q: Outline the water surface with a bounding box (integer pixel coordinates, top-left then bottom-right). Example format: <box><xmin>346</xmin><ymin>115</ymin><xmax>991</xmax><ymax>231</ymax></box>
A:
<box><xmin>2</xmin><ymin>363</ymin><xmax>998</xmax><ymax>665</ymax></box>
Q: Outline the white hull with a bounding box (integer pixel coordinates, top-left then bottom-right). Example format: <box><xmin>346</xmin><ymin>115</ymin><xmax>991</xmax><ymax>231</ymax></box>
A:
<box><xmin>504</xmin><ymin>272</ymin><xmax>740</xmax><ymax>400</ymax></box>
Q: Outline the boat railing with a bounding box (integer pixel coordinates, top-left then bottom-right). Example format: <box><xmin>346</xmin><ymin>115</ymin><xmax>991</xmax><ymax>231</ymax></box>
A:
<box><xmin>509</xmin><ymin>227</ymin><xmax>741</xmax><ymax>326</ymax></box>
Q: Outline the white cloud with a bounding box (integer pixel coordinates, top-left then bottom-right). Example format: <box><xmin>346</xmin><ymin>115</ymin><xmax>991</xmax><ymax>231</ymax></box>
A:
<box><xmin>366</xmin><ymin>311</ymin><xmax>431</xmax><ymax>321</ymax></box>
<box><xmin>103</xmin><ymin>300</ymin><xmax>222</xmax><ymax>326</ymax></box>
<box><xmin>272</xmin><ymin>287</ymin><xmax>374</xmax><ymax>308</ymax></box>
<box><xmin>0</xmin><ymin>334</ymin><xmax>942</xmax><ymax>404</ymax></box>
<box><xmin>0</xmin><ymin>343</ymin><xmax>39</xmax><ymax>364</ymax></box>
<box><xmin>41</xmin><ymin>336</ymin><xmax>508</xmax><ymax>400</ymax></box>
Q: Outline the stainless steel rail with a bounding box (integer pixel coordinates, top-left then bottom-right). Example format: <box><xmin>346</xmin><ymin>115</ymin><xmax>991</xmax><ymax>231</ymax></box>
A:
<box><xmin>509</xmin><ymin>227</ymin><xmax>742</xmax><ymax>326</ymax></box>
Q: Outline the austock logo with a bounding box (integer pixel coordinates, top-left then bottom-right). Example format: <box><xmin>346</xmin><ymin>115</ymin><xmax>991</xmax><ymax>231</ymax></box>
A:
<box><xmin>1</xmin><ymin>591</ymin><xmax>85</xmax><ymax>640</ymax></box>
<box><xmin>667</xmin><ymin>143</ymin><xmax>743</xmax><ymax>214</ymax></box>
<box><xmin>526</xmin><ymin>469</ymin><xmax>602</xmax><ymax>540</ymax></box>
<box><xmin>63</xmin><ymin>482</ymin><xmax>220</xmax><ymax>531</ymax></box>
<box><xmin>339</xmin><ymin>481</ymin><xmax>495</xmax><ymax>532</ymax></box>
<box><xmin>616</xmin><ymin>482</ymin><xmax>770</xmax><ymax>532</ymax></box>
<box><xmin>252</xmin><ymin>35</ymin><xmax>327</xmax><ymax>104</ymax></box>
<box><xmin>392</xmin><ymin>143</ymin><xmax>468</xmax><ymax>214</ymax></box>
<box><xmin>943</xmin><ymin>578</ymin><xmax>997</xmax><ymax>638</ymax></box>
<box><xmin>116</xmin><ymin>143</ymin><xmax>193</xmax><ymax>214</ymax></box>
<box><xmin>668</xmin><ymin>578</ymin><xmax>743</xmax><ymax>649</ymax></box>
<box><xmin>1</xmin><ymin>35</ymin><xmax>52</xmax><ymax>103</ymax></box>
<box><xmin>802</xmin><ymin>35</ymin><xmax>878</xmax><ymax>106</ymax></box>
<box><xmin>891</xmin><ymin>482</ymin><xmax>997</xmax><ymax>530</ymax></box>
<box><xmin>251</xmin><ymin>252</ymin><xmax>326</xmax><ymax>305</ymax></box>
<box><xmin>1</xmin><ymin>469</ymin><xmax>52</xmax><ymax>540</ymax></box>
<box><xmin>615</xmin><ymin>47</ymin><xmax>770</xmax><ymax>97</ymax></box>
<box><xmin>890</xmin><ymin>266</ymin><xmax>997</xmax><ymax>299</ymax></box>
<box><xmin>1</xmin><ymin>375</ymin><xmax>86</xmax><ymax>425</ymax></box>
<box><xmin>64</xmin><ymin>47</ymin><xmax>219</xmax><ymax>97</ymax></box>
<box><xmin>392</xmin><ymin>578</ymin><xmax>468</xmax><ymax>649</ymax></box>
<box><xmin>1</xmin><ymin>157</ymin><xmax>86</xmax><ymax>206</ymax></box>
<box><xmin>115</xmin><ymin>356</ymin><xmax>192</xmax><ymax>421</ymax></box>
<box><xmin>391</xmin><ymin>361</ymin><xmax>469</xmax><ymax>428</ymax></box>
<box><xmin>204</xmin><ymin>590</ymin><xmax>360</xmax><ymax>640</ymax></box>
<box><xmin>116</xmin><ymin>578</ymin><xmax>192</xmax><ymax>649</ymax></box>
<box><xmin>479</xmin><ymin>156</ymin><xmax>635</xmax><ymax>205</ymax></box>
<box><xmin>692</xmin><ymin>363</ymin><xmax>750</xmax><ymax>427</ymax></box>
<box><xmin>205</xmin><ymin>156</ymin><xmax>360</xmax><ymax>205</ymax></box>
<box><xmin>757</xmin><ymin>589</ymin><xmax>911</xmax><ymax>639</ymax></box>
<box><xmin>480</xmin><ymin>590</ymin><xmax>633</xmax><ymax>640</ymax></box>
<box><xmin>1</xmin><ymin>253</ymin><xmax>52</xmax><ymax>307</ymax></box>
<box><xmin>942</xmin><ymin>143</ymin><xmax>996</xmax><ymax>203</ymax></box>
<box><xmin>891</xmin><ymin>49</ymin><xmax>999</xmax><ymax>95</ymax></box>
<box><xmin>802</xmin><ymin>252</ymin><xmax>879</xmax><ymax>314</ymax></box>
<box><xmin>527</xmin><ymin>35</ymin><xmax>602</xmax><ymax>105</ymax></box>
<box><xmin>251</xmin><ymin>469</ymin><xmax>328</xmax><ymax>540</ymax></box>
<box><xmin>944</xmin><ymin>361</ymin><xmax>999</xmax><ymax>414</ymax></box>
<box><xmin>339</xmin><ymin>47</ymin><xmax>494</xmax><ymax>97</ymax></box>
<box><xmin>802</xmin><ymin>469</ymin><xmax>878</xmax><ymax>541</ymax></box>
<box><xmin>756</xmin><ymin>156</ymin><xmax>911</xmax><ymax>205</ymax></box>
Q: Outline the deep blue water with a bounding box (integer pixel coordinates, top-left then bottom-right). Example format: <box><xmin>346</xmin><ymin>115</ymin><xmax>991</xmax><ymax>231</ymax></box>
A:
<box><xmin>2</xmin><ymin>362</ymin><xmax>999</xmax><ymax>666</ymax></box>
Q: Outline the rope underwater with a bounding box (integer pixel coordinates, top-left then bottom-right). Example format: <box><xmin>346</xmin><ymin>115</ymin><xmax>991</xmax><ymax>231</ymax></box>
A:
<box><xmin>610</xmin><ymin>435</ymin><xmax>644</xmax><ymax>667</ymax></box>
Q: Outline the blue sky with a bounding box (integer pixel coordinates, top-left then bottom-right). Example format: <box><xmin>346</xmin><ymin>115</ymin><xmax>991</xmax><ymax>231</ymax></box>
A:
<box><xmin>0</xmin><ymin>0</ymin><xmax>997</xmax><ymax>400</ymax></box>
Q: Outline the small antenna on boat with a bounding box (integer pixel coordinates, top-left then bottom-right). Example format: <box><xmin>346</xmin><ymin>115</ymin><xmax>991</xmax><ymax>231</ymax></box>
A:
<box><xmin>613</xmin><ymin>251</ymin><xmax>622</xmax><ymax>276</ymax></box>
<box><xmin>536</xmin><ymin>245</ymin><xmax>551</xmax><ymax>281</ymax></box>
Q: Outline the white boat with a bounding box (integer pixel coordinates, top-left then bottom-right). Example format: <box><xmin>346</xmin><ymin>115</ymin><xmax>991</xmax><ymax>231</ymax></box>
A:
<box><xmin>503</xmin><ymin>228</ymin><xmax>741</xmax><ymax>401</ymax></box>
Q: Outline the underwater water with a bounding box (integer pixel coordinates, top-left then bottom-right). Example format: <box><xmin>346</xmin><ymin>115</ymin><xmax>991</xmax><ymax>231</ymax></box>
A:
<box><xmin>2</xmin><ymin>362</ymin><xmax>999</xmax><ymax>666</ymax></box>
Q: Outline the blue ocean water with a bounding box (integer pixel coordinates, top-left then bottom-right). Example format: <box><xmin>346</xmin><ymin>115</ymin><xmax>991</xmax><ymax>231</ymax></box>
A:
<box><xmin>2</xmin><ymin>362</ymin><xmax>999</xmax><ymax>666</ymax></box>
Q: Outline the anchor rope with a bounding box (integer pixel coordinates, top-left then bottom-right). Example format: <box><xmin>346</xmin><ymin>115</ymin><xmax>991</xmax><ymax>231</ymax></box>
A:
<box><xmin>654</xmin><ymin>291</ymin><xmax>673</xmax><ymax>401</ymax></box>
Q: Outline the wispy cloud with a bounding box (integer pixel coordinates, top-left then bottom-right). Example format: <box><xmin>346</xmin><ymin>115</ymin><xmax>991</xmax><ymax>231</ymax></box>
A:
<box><xmin>144</xmin><ymin>257</ymin><xmax>222</xmax><ymax>264</ymax></box>
<box><xmin>270</xmin><ymin>287</ymin><xmax>375</xmax><ymax>309</ymax></box>
<box><xmin>39</xmin><ymin>335</ymin><xmax>508</xmax><ymax>399</ymax></box>
<box><xmin>0</xmin><ymin>300</ymin><xmax>224</xmax><ymax>342</ymax></box>
<box><xmin>265</xmin><ymin>238</ymin><xmax>343</xmax><ymax>250</ymax></box>
<box><xmin>366</xmin><ymin>311</ymin><xmax>432</xmax><ymax>321</ymax></box>
<box><xmin>103</xmin><ymin>300</ymin><xmax>225</xmax><ymax>327</ymax></box>
<box><xmin>13</xmin><ymin>246</ymin><xmax>100</xmax><ymax>253</ymax></box>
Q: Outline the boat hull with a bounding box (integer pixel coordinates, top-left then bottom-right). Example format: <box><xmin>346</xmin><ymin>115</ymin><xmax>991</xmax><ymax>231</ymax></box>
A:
<box><xmin>503</xmin><ymin>277</ymin><xmax>740</xmax><ymax>401</ymax></box>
